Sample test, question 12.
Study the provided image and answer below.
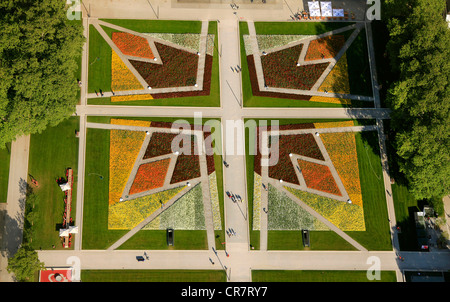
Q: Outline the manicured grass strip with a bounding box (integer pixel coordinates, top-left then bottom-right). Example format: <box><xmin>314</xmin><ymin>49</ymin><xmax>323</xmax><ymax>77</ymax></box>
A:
<box><xmin>100</xmin><ymin>19</ymin><xmax>202</xmax><ymax>34</ymax></box>
<box><xmin>345</xmin><ymin>131</ymin><xmax>391</xmax><ymax>250</ymax></box>
<box><xmin>0</xmin><ymin>143</ymin><xmax>11</xmax><ymax>203</ymax></box>
<box><xmin>88</xmin><ymin>25</ymin><xmax>112</xmax><ymax>93</ymax></box>
<box><xmin>252</xmin><ymin>270</ymin><xmax>397</xmax><ymax>282</ymax></box>
<box><xmin>83</xmin><ymin>128</ymin><xmax>128</xmax><ymax>249</ymax></box>
<box><xmin>254</xmin><ymin>22</ymin><xmax>355</xmax><ymax>35</ymax></box>
<box><xmin>27</xmin><ymin>117</ymin><xmax>79</xmax><ymax>250</ymax></box>
<box><xmin>81</xmin><ymin>269</ymin><xmax>226</xmax><ymax>282</ymax></box>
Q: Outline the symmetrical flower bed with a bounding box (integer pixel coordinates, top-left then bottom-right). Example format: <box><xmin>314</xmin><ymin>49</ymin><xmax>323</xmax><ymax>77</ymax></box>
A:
<box><xmin>297</xmin><ymin>159</ymin><xmax>341</xmax><ymax>196</ymax></box>
<box><xmin>304</xmin><ymin>35</ymin><xmax>346</xmax><ymax>61</ymax></box>
<box><xmin>261</xmin><ymin>45</ymin><xmax>330</xmax><ymax>90</ymax></box>
<box><xmin>130</xmin><ymin>42</ymin><xmax>199</xmax><ymax>88</ymax></box>
<box><xmin>129</xmin><ymin>159</ymin><xmax>171</xmax><ymax>195</ymax></box>
<box><xmin>251</xmin><ymin>121</ymin><xmax>366</xmax><ymax>233</ymax></box>
<box><xmin>107</xmin><ymin>119</ymin><xmax>221</xmax><ymax>231</ymax></box>
<box><xmin>112</xmin><ymin>32</ymin><xmax>155</xmax><ymax>59</ymax></box>
<box><xmin>111</xmin><ymin>50</ymin><xmax>143</xmax><ymax>91</ymax></box>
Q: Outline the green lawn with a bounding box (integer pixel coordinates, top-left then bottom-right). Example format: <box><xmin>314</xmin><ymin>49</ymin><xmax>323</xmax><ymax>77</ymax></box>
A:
<box><xmin>245</xmin><ymin>119</ymin><xmax>391</xmax><ymax>251</ymax></box>
<box><xmin>0</xmin><ymin>143</ymin><xmax>11</xmax><ymax>203</ymax></box>
<box><xmin>81</xmin><ymin>269</ymin><xmax>226</xmax><ymax>282</ymax></box>
<box><xmin>345</xmin><ymin>131</ymin><xmax>391</xmax><ymax>250</ymax></box>
<box><xmin>252</xmin><ymin>270</ymin><xmax>397</xmax><ymax>282</ymax></box>
<box><xmin>83</xmin><ymin>117</ymin><xmax>225</xmax><ymax>250</ymax></box>
<box><xmin>87</xmin><ymin>20</ymin><xmax>220</xmax><ymax>106</ymax></box>
<box><xmin>27</xmin><ymin>117</ymin><xmax>79</xmax><ymax>250</ymax></box>
<box><xmin>240</xmin><ymin>21</ymin><xmax>373</xmax><ymax>108</ymax></box>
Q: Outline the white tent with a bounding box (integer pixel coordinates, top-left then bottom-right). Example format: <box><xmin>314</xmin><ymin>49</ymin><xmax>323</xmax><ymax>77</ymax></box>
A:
<box><xmin>333</xmin><ymin>9</ymin><xmax>344</xmax><ymax>17</ymax></box>
<box><xmin>59</xmin><ymin>229</ymin><xmax>70</xmax><ymax>237</ymax></box>
<box><xmin>68</xmin><ymin>226</ymin><xmax>78</xmax><ymax>234</ymax></box>
<box><xmin>59</xmin><ymin>182</ymin><xmax>71</xmax><ymax>192</ymax></box>
<box><xmin>320</xmin><ymin>1</ymin><xmax>333</xmax><ymax>17</ymax></box>
<box><xmin>59</xmin><ymin>226</ymin><xmax>78</xmax><ymax>237</ymax></box>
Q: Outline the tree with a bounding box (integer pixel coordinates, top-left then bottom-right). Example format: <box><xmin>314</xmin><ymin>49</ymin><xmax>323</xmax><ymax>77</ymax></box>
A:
<box><xmin>384</xmin><ymin>0</ymin><xmax>450</xmax><ymax>199</ymax></box>
<box><xmin>0</xmin><ymin>0</ymin><xmax>84</xmax><ymax>146</ymax></box>
<box><xmin>7</xmin><ymin>246</ymin><xmax>45</xmax><ymax>282</ymax></box>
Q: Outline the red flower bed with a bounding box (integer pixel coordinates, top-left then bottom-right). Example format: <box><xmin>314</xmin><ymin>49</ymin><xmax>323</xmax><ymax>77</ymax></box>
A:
<box><xmin>304</xmin><ymin>35</ymin><xmax>346</xmax><ymax>61</ymax></box>
<box><xmin>130</xmin><ymin>42</ymin><xmax>198</xmax><ymax>88</ymax></box>
<box><xmin>253</xmin><ymin>125</ymin><xmax>324</xmax><ymax>184</ymax></box>
<box><xmin>129</xmin><ymin>159</ymin><xmax>170</xmax><ymax>195</ymax></box>
<box><xmin>260</xmin><ymin>45</ymin><xmax>329</xmax><ymax>90</ymax></box>
<box><xmin>170</xmin><ymin>134</ymin><xmax>201</xmax><ymax>184</ymax></box>
<box><xmin>247</xmin><ymin>55</ymin><xmax>311</xmax><ymax>100</ymax></box>
<box><xmin>297</xmin><ymin>160</ymin><xmax>341</xmax><ymax>195</ymax></box>
<box><xmin>144</xmin><ymin>132</ymin><xmax>177</xmax><ymax>159</ymax></box>
<box><xmin>151</xmin><ymin>54</ymin><xmax>213</xmax><ymax>99</ymax></box>
<box><xmin>112</xmin><ymin>32</ymin><xmax>155</xmax><ymax>60</ymax></box>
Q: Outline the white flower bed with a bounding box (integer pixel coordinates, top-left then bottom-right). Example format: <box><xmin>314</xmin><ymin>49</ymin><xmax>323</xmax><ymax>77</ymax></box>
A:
<box><xmin>144</xmin><ymin>183</ymin><xmax>206</xmax><ymax>230</ymax></box>
<box><xmin>267</xmin><ymin>184</ymin><xmax>328</xmax><ymax>231</ymax></box>
<box><xmin>243</xmin><ymin>34</ymin><xmax>315</xmax><ymax>55</ymax></box>
<box><xmin>252</xmin><ymin>172</ymin><xmax>262</xmax><ymax>230</ymax></box>
<box><xmin>144</xmin><ymin>33</ymin><xmax>215</xmax><ymax>56</ymax></box>
<box><xmin>209</xmin><ymin>171</ymin><xmax>222</xmax><ymax>230</ymax></box>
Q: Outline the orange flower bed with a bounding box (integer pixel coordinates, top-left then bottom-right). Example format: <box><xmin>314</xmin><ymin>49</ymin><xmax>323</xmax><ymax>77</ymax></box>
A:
<box><xmin>304</xmin><ymin>35</ymin><xmax>346</xmax><ymax>61</ymax></box>
<box><xmin>129</xmin><ymin>159</ymin><xmax>171</xmax><ymax>195</ymax></box>
<box><xmin>297</xmin><ymin>159</ymin><xmax>341</xmax><ymax>196</ymax></box>
<box><xmin>112</xmin><ymin>32</ymin><xmax>155</xmax><ymax>59</ymax></box>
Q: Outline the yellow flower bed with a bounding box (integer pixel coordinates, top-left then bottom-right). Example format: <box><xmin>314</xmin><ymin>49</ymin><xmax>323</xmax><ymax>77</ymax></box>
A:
<box><xmin>109</xmin><ymin>119</ymin><xmax>151</xmax><ymax>205</ymax></box>
<box><xmin>313</xmin><ymin>121</ymin><xmax>354</xmax><ymax>129</ymax></box>
<box><xmin>108</xmin><ymin>186</ymin><xmax>186</xmax><ymax>229</ymax></box>
<box><xmin>320</xmin><ymin>131</ymin><xmax>363</xmax><ymax>207</ymax></box>
<box><xmin>111</xmin><ymin>50</ymin><xmax>144</xmax><ymax>91</ymax></box>
<box><xmin>111</xmin><ymin>94</ymin><xmax>154</xmax><ymax>103</ymax></box>
<box><xmin>309</xmin><ymin>96</ymin><xmax>351</xmax><ymax>105</ymax></box>
<box><xmin>284</xmin><ymin>186</ymin><xmax>365</xmax><ymax>231</ymax></box>
<box><xmin>318</xmin><ymin>53</ymin><xmax>350</xmax><ymax>94</ymax></box>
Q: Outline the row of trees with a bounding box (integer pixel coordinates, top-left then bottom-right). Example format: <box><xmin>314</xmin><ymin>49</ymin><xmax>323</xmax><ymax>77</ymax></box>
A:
<box><xmin>1</xmin><ymin>0</ymin><xmax>83</xmax><ymax>281</ymax></box>
<box><xmin>382</xmin><ymin>0</ymin><xmax>449</xmax><ymax>200</ymax></box>
<box><xmin>0</xmin><ymin>0</ymin><xmax>84</xmax><ymax>147</ymax></box>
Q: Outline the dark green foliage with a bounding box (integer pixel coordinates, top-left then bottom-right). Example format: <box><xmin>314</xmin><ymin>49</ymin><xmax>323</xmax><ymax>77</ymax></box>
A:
<box><xmin>0</xmin><ymin>0</ymin><xmax>84</xmax><ymax>146</ymax></box>
<box><xmin>383</xmin><ymin>0</ymin><xmax>450</xmax><ymax>200</ymax></box>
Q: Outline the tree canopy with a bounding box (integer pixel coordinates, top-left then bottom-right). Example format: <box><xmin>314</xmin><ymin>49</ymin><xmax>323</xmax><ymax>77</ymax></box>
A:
<box><xmin>383</xmin><ymin>0</ymin><xmax>450</xmax><ymax>199</ymax></box>
<box><xmin>7</xmin><ymin>245</ymin><xmax>45</xmax><ymax>281</ymax></box>
<box><xmin>0</xmin><ymin>0</ymin><xmax>84</xmax><ymax>146</ymax></box>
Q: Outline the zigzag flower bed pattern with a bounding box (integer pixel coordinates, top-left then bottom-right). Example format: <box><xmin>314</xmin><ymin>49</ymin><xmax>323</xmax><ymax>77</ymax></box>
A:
<box><xmin>252</xmin><ymin>121</ymin><xmax>366</xmax><ymax>232</ymax></box>
<box><xmin>107</xmin><ymin>119</ymin><xmax>221</xmax><ymax>231</ymax></box>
